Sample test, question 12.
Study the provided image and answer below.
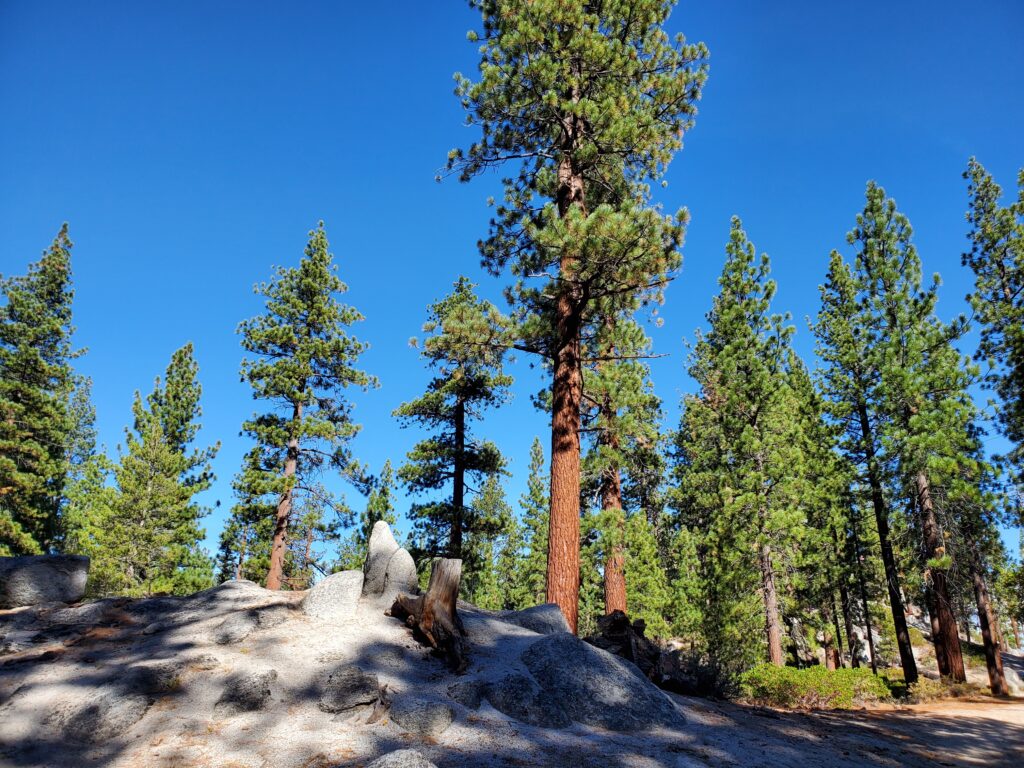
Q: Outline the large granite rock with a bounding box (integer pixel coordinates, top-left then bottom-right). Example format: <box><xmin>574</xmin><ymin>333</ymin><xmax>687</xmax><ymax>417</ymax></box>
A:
<box><xmin>521</xmin><ymin>633</ymin><xmax>683</xmax><ymax>731</ymax></box>
<box><xmin>0</xmin><ymin>556</ymin><xmax>89</xmax><ymax>608</ymax></box>
<box><xmin>497</xmin><ymin>603</ymin><xmax>571</xmax><ymax>635</ymax></box>
<box><xmin>381</xmin><ymin>548</ymin><xmax>418</xmax><ymax>603</ymax></box>
<box><xmin>48</xmin><ymin>686</ymin><xmax>150</xmax><ymax>743</ymax></box>
<box><xmin>215</xmin><ymin>669</ymin><xmax>277</xmax><ymax>714</ymax></box>
<box><xmin>366</xmin><ymin>750</ymin><xmax>438</xmax><ymax>768</ymax></box>
<box><xmin>389</xmin><ymin>698</ymin><xmax>455</xmax><ymax>737</ymax></box>
<box><xmin>303</xmin><ymin>570</ymin><xmax>363</xmax><ymax>622</ymax></box>
<box><xmin>362</xmin><ymin>521</ymin><xmax>400</xmax><ymax>597</ymax></box>
<box><xmin>484</xmin><ymin>673</ymin><xmax>571</xmax><ymax>729</ymax></box>
<box><xmin>318</xmin><ymin>664</ymin><xmax>380</xmax><ymax>713</ymax></box>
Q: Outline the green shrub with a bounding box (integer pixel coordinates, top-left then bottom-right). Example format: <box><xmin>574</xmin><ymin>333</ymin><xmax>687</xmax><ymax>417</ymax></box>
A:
<box><xmin>908</xmin><ymin>626</ymin><xmax>926</xmax><ymax>646</ymax></box>
<box><xmin>738</xmin><ymin>664</ymin><xmax>891</xmax><ymax>710</ymax></box>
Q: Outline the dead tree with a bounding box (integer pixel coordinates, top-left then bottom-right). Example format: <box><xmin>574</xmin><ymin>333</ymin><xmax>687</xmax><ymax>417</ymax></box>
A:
<box><xmin>388</xmin><ymin>558</ymin><xmax>467</xmax><ymax>672</ymax></box>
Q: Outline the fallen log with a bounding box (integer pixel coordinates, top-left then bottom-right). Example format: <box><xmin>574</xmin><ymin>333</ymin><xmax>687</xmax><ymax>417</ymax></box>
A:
<box><xmin>387</xmin><ymin>557</ymin><xmax>467</xmax><ymax>673</ymax></box>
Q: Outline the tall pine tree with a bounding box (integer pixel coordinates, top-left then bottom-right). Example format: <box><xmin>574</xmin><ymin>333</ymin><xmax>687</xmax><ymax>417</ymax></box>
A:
<box><xmin>449</xmin><ymin>0</ymin><xmax>708</xmax><ymax>630</ymax></box>
<box><xmin>237</xmin><ymin>222</ymin><xmax>376</xmax><ymax>590</ymax></box>
<box><xmin>395</xmin><ymin>278</ymin><xmax>510</xmax><ymax>559</ymax></box>
<box><xmin>0</xmin><ymin>225</ymin><xmax>79</xmax><ymax>555</ymax></box>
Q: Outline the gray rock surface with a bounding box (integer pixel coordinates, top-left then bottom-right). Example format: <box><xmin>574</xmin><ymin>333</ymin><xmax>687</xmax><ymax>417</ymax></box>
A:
<box><xmin>0</xmin><ymin>556</ymin><xmax>89</xmax><ymax>608</ymax></box>
<box><xmin>521</xmin><ymin>633</ymin><xmax>683</xmax><ymax>731</ymax></box>
<box><xmin>362</xmin><ymin>521</ymin><xmax>400</xmax><ymax>596</ymax></box>
<box><xmin>484</xmin><ymin>673</ymin><xmax>571</xmax><ymax>729</ymax></box>
<box><xmin>125</xmin><ymin>661</ymin><xmax>187</xmax><ymax>694</ymax></box>
<box><xmin>365</xmin><ymin>750</ymin><xmax>438</xmax><ymax>768</ymax></box>
<box><xmin>215</xmin><ymin>669</ymin><xmax>277</xmax><ymax>714</ymax></box>
<box><xmin>389</xmin><ymin>698</ymin><xmax>455</xmax><ymax>737</ymax></box>
<box><xmin>381</xmin><ymin>548</ymin><xmax>418</xmax><ymax>602</ymax></box>
<box><xmin>213</xmin><ymin>610</ymin><xmax>260</xmax><ymax>644</ymax></box>
<box><xmin>447</xmin><ymin>679</ymin><xmax>483</xmax><ymax>709</ymax></box>
<box><xmin>318</xmin><ymin>664</ymin><xmax>380</xmax><ymax>713</ymax></box>
<box><xmin>497</xmin><ymin>603</ymin><xmax>571</xmax><ymax>635</ymax></box>
<box><xmin>48</xmin><ymin>686</ymin><xmax>151</xmax><ymax>743</ymax></box>
<box><xmin>302</xmin><ymin>570</ymin><xmax>363</xmax><ymax>621</ymax></box>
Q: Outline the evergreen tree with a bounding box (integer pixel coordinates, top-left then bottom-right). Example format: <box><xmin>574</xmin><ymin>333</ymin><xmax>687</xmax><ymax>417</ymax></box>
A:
<box><xmin>962</xmin><ymin>159</ymin><xmax>1024</xmax><ymax>475</ymax></box>
<box><xmin>237</xmin><ymin>222</ymin><xmax>376</xmax><ymax>590</ymax></box>
<box><xmin>0</xmin><ymin>225</ymin><xmax>79</xmax><ymax>555</ymax></box>
<box><xmin>69</xmin><ymin>345</ymin><xmax>218</xmax><ymax>596</ymax></box>
<box><xmin>623</xmin><ymin>512</ymin><xmax>671</xmax><ymax>637</ymax></box>
<box><xmin>336</xmin><ymin>459</ymin><xmax>398</xmax><ymax>570</ymax></box>
<box><xmin>462</xmin><ymin>474</ymin><xmax>514</xmax><ymax>609</ymax></box>
<box><xmin>672</xmin><ymin>218</ymin><xmax>805</xmax><ymax>668</ymax></box>
<box><xmin>216</xmin><ymin>448</ymin><xmax>276</xmax><ymax>583</ymax></box>
<box><xmin>495</xmin><ymin>512</ymin><xmax>530</xmax><ymax>609</ymax></box>
<box><xmin>449</xmin><ymin>0</ymin><xmax>708</xmax><ymax>631</ymax></box>
<box><xmin>518</xmin><ymin>437</ymin><xmax>549</xmax><ymax>606</ymax></box>
<box><xmin>582</xmin><ymin>317</ymin><xmax>663</xmax><ymax>616</ymax></box>
<box><xmin>395</xmin><ymin>278</ymin><xmax>511</xmax><ymax>559</ymax></box>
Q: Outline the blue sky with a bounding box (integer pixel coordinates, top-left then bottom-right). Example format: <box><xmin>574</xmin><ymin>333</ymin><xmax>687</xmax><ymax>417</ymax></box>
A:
<box><xmin>2</xmin><ymin>1</ymin><xmax>1022</xmax><ymax>558</ymax></box>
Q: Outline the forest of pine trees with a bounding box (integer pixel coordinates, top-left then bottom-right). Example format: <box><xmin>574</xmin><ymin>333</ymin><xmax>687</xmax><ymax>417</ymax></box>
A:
<box><xmin>2</xmin><ymin>1</ymin><xmax>1023</xmax><ymax>697</ymax></box>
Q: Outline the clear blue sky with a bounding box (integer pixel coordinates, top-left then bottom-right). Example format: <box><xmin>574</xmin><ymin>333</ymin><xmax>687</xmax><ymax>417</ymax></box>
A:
<box><xmin>2</xmin><ymin>1</ymin><xmax>1022</xmax><ymax>557</ymax></box>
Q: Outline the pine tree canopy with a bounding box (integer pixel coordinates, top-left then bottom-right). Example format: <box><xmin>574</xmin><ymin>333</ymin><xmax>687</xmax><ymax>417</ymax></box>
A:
<box><xmin>0</xmin><ymin>225</ymin><xmax>79</xmax><ymax>555</ymax></box>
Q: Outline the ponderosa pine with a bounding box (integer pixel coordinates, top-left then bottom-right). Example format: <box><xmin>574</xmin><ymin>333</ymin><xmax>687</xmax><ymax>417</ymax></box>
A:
<box><xmin>395</xmin><ymin>277</ymin><xmax>510</xmax><ymax>559</ymax></box>
<box><xmin>238</xmin><ymin>223</ymin><xmax>375</xmax><ymax>590</ymax></box>
<box><xmin>449</xmin><ymin>0</ymin><xmax>707</xmax><ymax>631</ymax></box>
<box><xmin>0</xmin><ymin>225</ymin><xmax>79</xmax><ymax>555</ymax></box>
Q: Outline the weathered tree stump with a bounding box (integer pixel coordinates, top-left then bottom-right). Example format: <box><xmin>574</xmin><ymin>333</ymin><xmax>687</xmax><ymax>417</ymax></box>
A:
<box><xmin>388</xmin><ymin>558</ymin><xmax>467</xmax><ymax>673</ymax></box>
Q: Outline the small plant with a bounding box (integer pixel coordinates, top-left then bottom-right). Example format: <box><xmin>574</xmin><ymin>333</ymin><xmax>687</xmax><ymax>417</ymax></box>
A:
<box><xmin>738</xmin><ymin>664</ymin><xmax>891</xmax><ymax>710</ymax></box>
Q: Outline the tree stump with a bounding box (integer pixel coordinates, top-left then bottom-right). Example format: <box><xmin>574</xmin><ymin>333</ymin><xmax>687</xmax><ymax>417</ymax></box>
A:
<box><xmin>388</xmin><ymin>558</ymin><xmax>467</xmax><ymax>673</ymax></box>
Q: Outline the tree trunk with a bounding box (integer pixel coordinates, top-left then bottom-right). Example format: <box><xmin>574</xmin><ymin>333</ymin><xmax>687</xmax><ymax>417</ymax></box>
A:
<box><xmin>235</xmin><ymin>527</ymin><xmax>247</xmax><ymax>581</ymax></box>
<box><xmin>452</xmin><ymin>396</ymin><xmax>466</xmax><ymax>559</ymax></box>
<box><xmin>857</xmin><ymin>402</ymin><xmax>916</xmax><ymax>682</ymax></box>
<box><xmin>916</xmin><ymin>470</ymin><xmax>965</xmax><ymax>682</ymax></box>
<box><xmin>926</xmin><ymin>585</ymin><xmax>949</xmax><ymax>675</ymax></box>
<box><xmin>839</xmin><ymin>575</ymin><xmax>859</xmax><ymax>668</ymax></box>
<box><xmin>267</xmin><ymin>400</ymin><xmax>302</xmax><ymax>591</ymax></box>
<box><xmin>759</xmin><ymin>541</ymin><xmax>785</xmax><ymax>666</ymax></box>
<box><xmin>389</xmin><ymin>558</ymin><xmax>467</xmax><ymax>672</ymax></box>
<box><xmin>970</xmin><ymin>546</ymin><xmax>1009</xmax><ymax>695</ymax></box>
<box><xmin>830</xmin><ymin>592</ymin><xmax>846</xmax><ymax>668</ymax></box>
<box><xmin>850</xmin><ymin>504</ymin><xmax>876</xmax><ymax>673</ymax></box>
<box><xmin>545</xmin><ymin>80</ymin><xmax>587</xmax><ymax>635</ymax></box>
<box><xmin>1012</xmin><ymin>619</ymin><xmax>1021</xmax><ymax>650</ymax></box>
<box><xmin>822</xmin><ymin>599</ymin><xmax>839</xmax><ymax>671</ymax></box>
<box><xmin>601</xmin><ymin>389</ymin><xmax>626</xmax><ymax>615</ymax></box>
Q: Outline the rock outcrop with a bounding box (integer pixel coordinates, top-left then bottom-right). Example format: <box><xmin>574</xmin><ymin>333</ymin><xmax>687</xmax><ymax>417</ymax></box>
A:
<box><xmin>0</xmin><ymin>555</ymin><xmax>89</xmax><ymax>608</ymax></box>
<box><xmin>302</xmin><ymin>570</ymin><xmax>363</xmax><ymax>622</ymax></box>
<box><xmin>366</xmin><ymin>750</ymin><xmax>438</xmax><ymax>768</ymax></box>
<box><xmin>362</xmin><ymin>522</ymin><xmax>419</xmax><ymax>603</ymax></box>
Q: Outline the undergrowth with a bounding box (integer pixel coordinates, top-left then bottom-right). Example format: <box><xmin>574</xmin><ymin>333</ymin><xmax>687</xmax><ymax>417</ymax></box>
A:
<box><xmin>738</xmin><ymin>664</ymin><xmax>891</xmax><ymax>710</ymax></box>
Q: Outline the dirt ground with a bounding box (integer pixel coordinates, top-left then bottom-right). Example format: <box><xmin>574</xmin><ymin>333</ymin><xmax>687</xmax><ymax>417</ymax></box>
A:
<box><xmin>674</xmin><ymin>693</ymin><xmax>1024</xmax><ymax>767</ymax></box>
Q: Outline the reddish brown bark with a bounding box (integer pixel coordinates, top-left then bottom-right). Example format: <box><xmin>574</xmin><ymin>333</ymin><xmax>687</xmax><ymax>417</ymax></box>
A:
<box><xmin>916</xmin><ymin>470</ymin><xmax>966</xmax><ymax>682</ymax></box>
<box><xmin>857</xmin><ymin>401</ymin><xmax>916</xmax><ymax>682</ymax></box>
<box><xmin>451</xmin><ymin>396</ymin><xmax>466</xmax><ymax>559</ymax></box>
<box><xmin>970</xmin><ymin>546</ymin><xmax>1009</xmax><ymax>696</ymax></box>
<box><xmin>759</xmin><ymin>541</ymin><xmax>784</xmax><ymax>666</ymax></box>
<box><xmin>266</xmin><ymin>400</ymin><xmax>302</xmax><ymax>591</ymax></box>
<box><xmin>545</xmin><ymin>79</ymin><xmax>587</xmax><ymax>634</ymax></box>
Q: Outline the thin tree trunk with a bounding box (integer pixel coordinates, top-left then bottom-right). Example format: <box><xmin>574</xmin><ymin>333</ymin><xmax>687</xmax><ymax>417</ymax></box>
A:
<box><xmin>850</xmin><ymin>510</ymin><xmax>877</xmax><ymax>674</ymax></box>
<box><xmin>235</xmin><ymin>527</ymin><xmax>247</xmax><ymax>581</ymax></box>
<box><xmin>970</xmin><ymin>546</ymin><xmax>1009</xmax><ymax>696</ymax></box>
<box><xmin>600</xmin><ymin>380</ymin><xmax>626</xmax><ymax>615</ymax></box>
<box><xmin>759</xmin><ymin>541</ymin><xmax>785</xmax><ymax>666</ymax></box>
<box><xmin>1012</xmin><ymin>619</ymin><xmax>1021</xmax><ymax>650</ymax></box>
<box><xmin>452</xmin><ymin>396</ymin><xmax>466</xmax><ymax>559</ymax></box>
<box><xmin>839</xmin><ymin>573</ymin><xmax>859</xmax><ymax>668</ymax></box>
<box><xmin>962</xmin><ymin>616</ymin><xmax>972</xmax><ymax>644</ymax></box>
<box><xmin>916</xmin><ymin>471</ymin><xmax>965</xmax><ymax>681</ymax></box>
<box><xmin>267</xmin><ymin>400</ymin><xmax>302</xmax><ymax>591</ymax></box>
<box><xmin>926</xmin><ymin>585</ymin><xmax>949</xmax><ymax>673</ymax></box>
<box><xmin>831</xmin><ymin>592</ymin><xmax>846</xmax><ymax>668</ymax></box>
<box><xmin>822</xmin><ymin>599</ymin><xmax>839</xmax><ymax>671</ymax></box>
<box><xmin>546</xmin><ymin>97</ymin><xmax>587</xmax><ymax>634</ymax></box>
<box><xmin>857</xmin><ymin>402</ymin><xmax>917</xmax><ymax>682</ymax></box>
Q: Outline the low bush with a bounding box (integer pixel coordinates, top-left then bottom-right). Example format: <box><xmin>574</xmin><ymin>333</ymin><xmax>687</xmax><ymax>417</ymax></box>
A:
<box><xmin>738</xmin><ymin>664</ymin><xmax>891</xmax><ymax>710</ymax></box>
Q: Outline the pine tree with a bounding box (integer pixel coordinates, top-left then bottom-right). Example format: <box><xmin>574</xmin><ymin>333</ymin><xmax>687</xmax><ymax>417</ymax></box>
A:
<box><xmin>623</xmin><ymin>512</ymin><xmax>671</xmax><ymax>637</ymax></box>
<box><xmin>449</xmin><ymin>1</ymin><xmax>708</xmax><ymax>631</ymax></box>
<box><xmin>962</xmin><ymin>159</ymin><xmax>1024</xmax><ymax>476</ymax></box>
<box><xmin>0</xmin><ymin>225</ymin><xmax>79</xmax><ymax>555</ymax></box>
<box><xmin>672</xmin><ymin>218</ymin><xmax>805</xmax><ymax>668</ymax></box>
<box><xmin>71</xmin><ymin>345</ymin><xmax>219</xmax><ymax>596</ymax></box>
<box><xmin>237</xmin><ymin>222</ymin><xmax>376</xmax><ymax>590</ymax></box>
<box><xmin>582</xmin><ymin>317</ymin><xmax>663</xmax><ymax>616</ymax></box>
<box><xmin>462</xmin><ymin>474</ymin><xmax>514</xmax><ymax>609</ymax></box>
<box><xmin>518</xmin><ymin>437</ymin><xmax>549</xmax><ymax>606</ymax></box>
<box><xmin>336</xmin><ymin>459</ymin><xmax>398</xmax><ymax>571</ymax></box>
<box><xmin>395</xmin><ymin>278</ymin><xmax>511</xmax><ymax>559</ymax></box>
